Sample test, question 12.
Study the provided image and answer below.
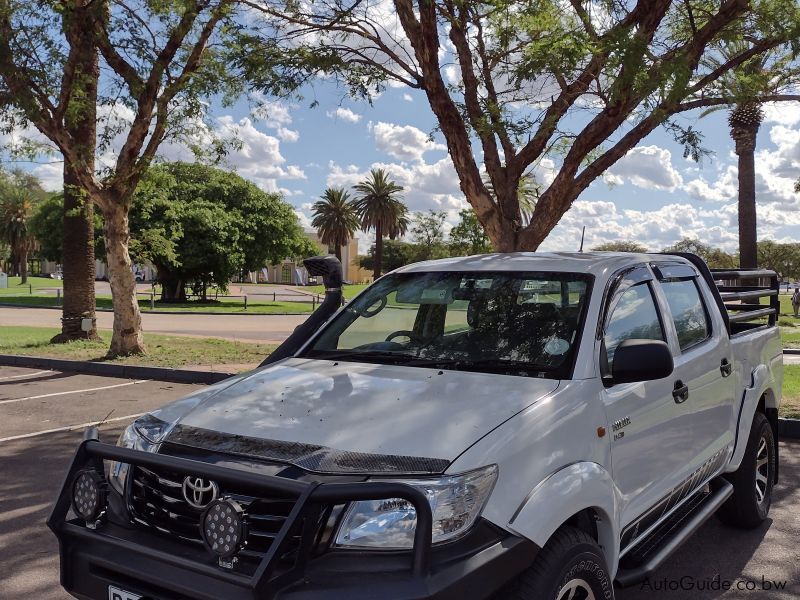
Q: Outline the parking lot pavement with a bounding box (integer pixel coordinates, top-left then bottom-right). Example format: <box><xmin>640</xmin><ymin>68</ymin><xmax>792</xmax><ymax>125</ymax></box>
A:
<box><xmin>0</xmin><ymin>365</ymin><xmax>797</xmax><ymax>599</ymax></box>
<box><xmin>0</xmin><ymin>367</ymin><xmax>204</xmax><ymax>599</ymax></box>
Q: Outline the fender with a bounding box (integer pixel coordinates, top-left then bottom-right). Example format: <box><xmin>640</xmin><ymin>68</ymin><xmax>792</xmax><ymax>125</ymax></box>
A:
<box><xmin>507</xmin><ymin>461</ymin><xmax>621</xmax><ymax>577</ymax></box>
<box><xmin>727</xmin><ymin>363</ymin><xmax>774</xmax><ymax>472</ymax></box>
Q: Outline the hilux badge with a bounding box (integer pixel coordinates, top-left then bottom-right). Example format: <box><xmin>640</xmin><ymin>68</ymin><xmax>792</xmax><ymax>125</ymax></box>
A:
<box><xmin>182</xmin><ymin>476</ymin><xmax>220</xmax><ymax>509</ymax></box>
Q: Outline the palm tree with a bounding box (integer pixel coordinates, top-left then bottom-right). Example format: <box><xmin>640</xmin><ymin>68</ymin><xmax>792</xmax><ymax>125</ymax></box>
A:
<box><xmin>700</xmin><ymin>41</ymin><xmax>800</xmax><ymax>268</ymax></box>
<box><xmin>1</xmin><ymin>192</ymin><xmax>34</xmax><ymax>284</ymax></box>
<box><xmin>353</xmin><ymin>169</ymin><xmax>408</xmax><ymax>279</ymax></box>
<box><xmin>311</xmin><ymin>187</ymin><xmax>359</xmax><ymax>262</ymax></box>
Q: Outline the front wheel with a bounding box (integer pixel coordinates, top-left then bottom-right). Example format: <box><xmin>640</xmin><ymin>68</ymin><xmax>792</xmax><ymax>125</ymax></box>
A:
<box><xmin>501</xmin><ymin>526</ymin><xmax>614</xmax><ymax>600</ymax></box>
<box><xmin>717</xmin><ymin>411</ymin><xmax>775</xmax><ymax>528</ymax></box>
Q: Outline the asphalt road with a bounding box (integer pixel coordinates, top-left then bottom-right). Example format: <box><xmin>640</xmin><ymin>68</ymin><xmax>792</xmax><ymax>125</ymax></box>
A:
<box><xmin>0</xmin><ymin>366</ymin><xmax>797</xmax><ymax>599</ymax></box>
<box><xmin>0</xmin><ymin>306</ymin><xmax>308</xmax><ymax>344</ymax></box>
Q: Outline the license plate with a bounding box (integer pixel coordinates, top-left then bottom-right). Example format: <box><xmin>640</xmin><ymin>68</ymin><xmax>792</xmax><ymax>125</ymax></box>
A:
<box><xmin>108</xmin><ymin>586</ymin><xmax>142</xmax><ymax>600</ymax></box>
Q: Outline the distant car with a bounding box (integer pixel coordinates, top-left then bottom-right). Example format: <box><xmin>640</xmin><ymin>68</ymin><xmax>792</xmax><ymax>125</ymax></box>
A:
<box><xmin>50</xmin><ymin>271</ymin><xmax>63</xmax><ymax>280</ymax></box>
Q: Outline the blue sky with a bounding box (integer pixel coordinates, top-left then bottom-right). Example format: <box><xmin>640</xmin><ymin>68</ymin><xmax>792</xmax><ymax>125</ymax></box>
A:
<box><xmin>16</xmin><ymin>79</ymin><xmax>800</xmax><ymax>255</ymax></box>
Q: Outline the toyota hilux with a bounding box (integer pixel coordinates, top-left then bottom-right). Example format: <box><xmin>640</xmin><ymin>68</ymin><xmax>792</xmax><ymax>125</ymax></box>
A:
<box><xmin>50</xmin><ymin>251</ymin><xmax>783</xmax><ymax>600</ymax></box>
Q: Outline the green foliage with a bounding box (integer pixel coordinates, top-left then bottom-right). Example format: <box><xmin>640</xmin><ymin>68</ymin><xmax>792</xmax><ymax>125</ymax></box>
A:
<box><xmin>353</xmin><ymin>169</ymin><xmax>409</xmax><ymax>239</ymax></box>
<box><xmin>756</xmin><ymin>240</ymin><xmax>800</xmax><ymax>279</ymax></box>
<box><xmin>130</xmin><ymin>162</ymin><xmax>312</xmax><ymax>295</ymax></box>
<box><xmin>358</xmin><ymin>239</ymin><xmax>419</xmax><ymax>273</ymax></box>
<box><xmin>661</xmin><ymin>238</ymin><xmax>738</xmax><ymax>269</ymax></box>
<box><xmin>592</xmin><ymin>241</ymin><xmax>648</xmax><ymax>253</ymax></box>
<box><xmin>448</xmin><ymin>209</ymin><xmax>492</xmax><ymax>256</ymax></box>
<box><xmin>410</xmin><ymin>210</ymin><xmax>448</xmax><ymax>261</ymax></box>
<box><xmin>311</xmin><ymin>188</ymin><xmax>359</xmax><ymax>255</ymax></box>
<box><xmin>28</xmin><ymin>193</ymin><xmax>105</xmax><ymax>262</ymax></box>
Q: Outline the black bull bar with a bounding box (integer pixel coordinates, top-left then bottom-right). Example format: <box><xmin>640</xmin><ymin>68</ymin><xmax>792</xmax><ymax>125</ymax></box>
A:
<box><xmin>48</xmin><ymin>437</ymin><xmax>434</xmax><ymax>598</ymax></box>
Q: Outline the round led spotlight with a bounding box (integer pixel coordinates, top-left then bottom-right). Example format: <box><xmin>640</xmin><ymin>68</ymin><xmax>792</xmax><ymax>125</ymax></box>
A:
<box><xmin>71</xmin><ymin>469</ymin><xmax>107</xmax><ymax>523</ymax></box>
<box><xmin>201</xmin><ymin>498</ymin><xmax>246</xmax><ymax>559</ymax></box>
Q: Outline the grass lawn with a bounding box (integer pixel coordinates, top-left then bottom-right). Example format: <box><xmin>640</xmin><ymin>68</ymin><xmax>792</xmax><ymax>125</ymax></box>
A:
<box><xmin>0</xmin><ymin>326</ymin><xmax>274</xmax><ymax>369</ymax></box>
<box><xmin>0</xmin><ymin>294</ymin><xmax>314</xmax><ymax>314</ymax></box>
<box><xmin>781</xmin><ymin>364</ymin><xmax>800</xmax><ymax>419</ymax></box>
<box><xmin>0</xmin><ymin>276</ymin><xmax>62</xmax><ymax>294</ymax></box>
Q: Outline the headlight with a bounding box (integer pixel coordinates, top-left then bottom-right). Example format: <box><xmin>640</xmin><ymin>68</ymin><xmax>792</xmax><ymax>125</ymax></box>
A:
<box><xmin>333</xmin><ymin>465</ymin><xmax>497</xmax><ymax>549</ymax></box>
<box><xmin>107</xmin><ymin>414</ymin><xmax>171</xmax><ymax>495</ymax></box>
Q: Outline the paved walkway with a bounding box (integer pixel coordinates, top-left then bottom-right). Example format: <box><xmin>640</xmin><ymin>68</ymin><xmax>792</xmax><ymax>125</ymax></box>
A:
<box><xmin>0</xmin><ymin>306</ymin><xmax>308</xmax><ymax>344</ymax></box>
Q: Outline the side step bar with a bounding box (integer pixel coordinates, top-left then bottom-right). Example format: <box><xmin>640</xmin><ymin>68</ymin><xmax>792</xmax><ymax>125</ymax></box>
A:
<box><xmin>615</xmin><ymin>480</ymin><xmax>733</xmax><ymax>587</ymax></box>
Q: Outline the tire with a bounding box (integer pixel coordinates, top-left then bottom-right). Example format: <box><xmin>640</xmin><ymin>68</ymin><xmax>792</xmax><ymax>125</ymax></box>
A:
<box><xmin>500</xmin><ymin>526</ymin><xmax>614</xmax><ymax>600</ymax></box>
<box><xmin>717</xmin><ymin>411</ymin><xmax>775</xmax><ymax>528</ymax></box>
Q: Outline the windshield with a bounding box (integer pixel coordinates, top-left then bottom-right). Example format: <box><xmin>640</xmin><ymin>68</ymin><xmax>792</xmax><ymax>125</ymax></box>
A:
<box><xmin>303</xmin><ymin>271</ymin><xmax>593</xmax><ymax>378</ymax></box>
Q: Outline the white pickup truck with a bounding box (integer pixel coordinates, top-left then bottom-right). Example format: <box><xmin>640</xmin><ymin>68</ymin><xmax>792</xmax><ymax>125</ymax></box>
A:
<box><xmin>50</xmin><ymin>252</ymin><xmax>783</xmax><ymax>600</ymax></box>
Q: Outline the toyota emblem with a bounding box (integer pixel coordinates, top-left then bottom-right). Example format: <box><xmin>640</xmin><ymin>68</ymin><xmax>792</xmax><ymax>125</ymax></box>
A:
<box><xmin>182</xmin><ymin>476</ymin><xmax>220</xmax><ymax>510</ymax></box>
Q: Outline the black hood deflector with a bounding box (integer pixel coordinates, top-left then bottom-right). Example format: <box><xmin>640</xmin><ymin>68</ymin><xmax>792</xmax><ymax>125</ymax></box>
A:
<box><xmin>163</xmin><ymin>423</ymin><xmax>450</xmax><ymax>475</ymax></box>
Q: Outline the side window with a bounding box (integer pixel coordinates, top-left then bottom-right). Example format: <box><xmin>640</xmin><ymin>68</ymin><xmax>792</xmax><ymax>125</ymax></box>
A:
<box><xmin>605</xmin><ymin>283</ymin><xmax>664</xmax><ymax>365</ymax></box>
<box><xmin>661</xmin><ymin>279</ymin><xmax>710</xmax><ymax>351</ymax></box>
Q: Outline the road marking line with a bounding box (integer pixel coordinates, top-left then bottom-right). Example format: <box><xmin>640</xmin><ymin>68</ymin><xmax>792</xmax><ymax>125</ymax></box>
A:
<box><xmin>0</xmin><ymin>370</ymin><xmax>53</xmax><ymax>381</ymax></box>
<box><xmin>0</xmin><ymin>380</ymin><xmax>145</xmax><ymax>405</ymax></box>
<box><xmin>0</xmin><ymin>412</ymin><xmax>146</xmax><ymax>443</ymax></box>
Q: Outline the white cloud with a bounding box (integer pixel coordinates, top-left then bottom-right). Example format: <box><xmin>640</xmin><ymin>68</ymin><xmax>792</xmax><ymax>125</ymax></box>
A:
<box><xmin>402</xmin><ymin>93</ymin><xmax>413</xmax><ymax>102</ymax></box>
<box><xmin>607</xmin><ymin>145</ymin><xmax>683</xmax><ymax>191</ymax></box>
<box><xmin>327</xmin><ymin>155</ymin><xmax>463</xmax><ymax>215</ymax></box>
<box><xmin>326</xmin><ymin>107</ymin><xmax>362</xmax><ymax>123</ymax></box>
<box><xmin>276</xmin><ymin>127</ymin><xmax>300</xmax><ymax>142</ymax></box>
<box><xmin>215</xmin><ymin>116</ymin><xmax>305</xmax><ymax>192</ymax></box>
<box><xmin>762</xmin><ymin>101</ymin><xmax>800</xmax><ymax>127</ymax></box>
<box><xmin>540</xmin><ymin>201</ymin><xmax>739</xmax><ymax>252</ymax></box>
<box><xmin>370</xmin><ymin>121</ymin><xmax>446</xmax><ymax>162</ymax></box>
<box><xmin>683</xmin><ymin>166</ymin><xmax>737</xmax><ymax>202</ymax></box>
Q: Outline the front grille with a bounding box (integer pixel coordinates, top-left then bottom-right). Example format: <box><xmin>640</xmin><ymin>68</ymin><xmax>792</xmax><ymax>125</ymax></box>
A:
<box><xmin>129</xmin><ymin>465</ymin><xmax>303</xmax><ymax>572</ymax></box>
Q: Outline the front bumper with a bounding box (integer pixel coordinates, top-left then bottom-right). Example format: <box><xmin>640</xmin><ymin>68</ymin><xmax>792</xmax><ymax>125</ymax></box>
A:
<box><xmin>50</xmin><ymin>439</ymin><xmax>537</xmax><ymax>600</ymax></box>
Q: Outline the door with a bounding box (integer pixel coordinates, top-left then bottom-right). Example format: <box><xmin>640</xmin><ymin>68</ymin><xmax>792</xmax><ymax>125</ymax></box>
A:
<box><xmin>599</xmin><ymin>269</ymin><xmax>690</xmax><ymax>549</ymax></box>
<box><xmin>652</xmin><ymin>268</ymin><xmax>736</xmax><ymax>470</ymax></box>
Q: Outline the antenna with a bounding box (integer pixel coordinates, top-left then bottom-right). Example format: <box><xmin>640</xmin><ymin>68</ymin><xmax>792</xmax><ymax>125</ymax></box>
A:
<box><xmin>579</xmin><ymin>226</ymin><xmax>586</xmax><ymax>252</ymax></box>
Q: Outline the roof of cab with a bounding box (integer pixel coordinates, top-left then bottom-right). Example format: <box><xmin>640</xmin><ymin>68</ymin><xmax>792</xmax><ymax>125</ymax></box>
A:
<box><xmin>392</xmin><ymin>251</ymin><xmax>686</xmax><ymax>277</ymax></box>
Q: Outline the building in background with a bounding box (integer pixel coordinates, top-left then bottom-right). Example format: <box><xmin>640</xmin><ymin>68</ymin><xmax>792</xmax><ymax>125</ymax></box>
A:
<box><xmin>259</xmin><ymin>231</ymin><xmax>370</xmax><ymax>285</ymax></box>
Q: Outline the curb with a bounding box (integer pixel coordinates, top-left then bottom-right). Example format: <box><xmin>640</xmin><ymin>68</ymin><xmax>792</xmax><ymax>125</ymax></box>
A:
<box><xmin>0</xmin><ymin>354</ymin><xmax>234</xmax><ymax>384</ymax></box>
<box><xmin>0</xmin><ymin>303</ymin><xmax>311</xmax><ymax>316</ymax></box>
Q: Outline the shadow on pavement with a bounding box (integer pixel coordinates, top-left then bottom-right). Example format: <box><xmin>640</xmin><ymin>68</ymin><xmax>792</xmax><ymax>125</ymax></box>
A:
<box><xmin>0</xmin><ymin>426</ymin><xmax>124</xmax><ymax>600</ymax></box>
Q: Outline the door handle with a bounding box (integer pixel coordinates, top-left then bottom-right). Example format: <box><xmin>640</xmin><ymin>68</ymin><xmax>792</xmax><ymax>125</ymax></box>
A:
<box><xmin>672</xmin><ymin>380</ymin><xmax>689</xmax><ymax>403</ymax></box>
<box><xmin>720</xmin><ymin>358</ymin><xmax>732</xmax><ymax>377</ymax></box>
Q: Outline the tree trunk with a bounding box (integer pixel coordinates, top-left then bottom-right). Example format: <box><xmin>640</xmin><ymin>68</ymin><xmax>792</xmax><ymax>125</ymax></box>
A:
<box><xmin>733</xmin><ymin>126</ymin><xmax>759</xmax><ymax>269</ymax></box>
<box><xmin>334</xmin><ymin>244</ymin><xmax>342</xmax><ymax>263</ymax></box>
<box><xmin>102</xmin><ymin>202</ymin><xmax>146</xmax><ymax>356</ymax></box>
<box><xmin>53</xmin><ymin>165</ymin><xmax>100</xmax><ymax>342</ymax></box>
<box><xmin>729</xmin><ymin>103</ymin><xmax>762</xmax><ymax>269</ymax></box>
<box><xmin>19</xmin><ymin>249</ymin><xmax>27</xmax><ymax>284</ymax></box>
<box><xmin>52</xmin><ymin>0</ymin><xmax>100</xmax><ymax>342</ymax></box>
<box><xmin>373</xmin><ymin>222</ymin><xmax>383</xmax><ymax>280</ymax></box>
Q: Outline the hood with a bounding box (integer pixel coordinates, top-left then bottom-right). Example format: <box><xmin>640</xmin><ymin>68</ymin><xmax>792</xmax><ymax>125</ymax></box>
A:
<box><xmin>154</xmin><ymin>358</ymin><xmax>559</xmax><ymax>473</ymax></box>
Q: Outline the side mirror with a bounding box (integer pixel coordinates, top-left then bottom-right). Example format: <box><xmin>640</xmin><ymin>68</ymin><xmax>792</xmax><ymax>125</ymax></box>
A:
<box><xmin>611</xmin><ymin>339</ymin><xmax>673</xmax><ymax>384</ymax></box>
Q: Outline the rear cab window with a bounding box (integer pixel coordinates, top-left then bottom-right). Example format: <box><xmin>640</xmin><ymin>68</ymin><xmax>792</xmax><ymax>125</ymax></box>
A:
<box><xmin>660</xmin><ymin>279</ymin><xmax>711</xmax><ymax>351</ymax></box>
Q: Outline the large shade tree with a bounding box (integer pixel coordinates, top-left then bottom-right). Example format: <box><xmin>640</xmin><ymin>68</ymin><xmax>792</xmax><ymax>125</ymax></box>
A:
<box><xmin>0</xmin><ymin>0</ymin><xmax>240</xmax><ymax>355</ymax></box>
<box><xmin>311</xmin><ymin>187</ymin><xmax>360</xmax><ymax>262</ymax></box>
<box><xmin>240</xmin><ymin>0</ymin><xmax>800</xmax><ymax>252</ymax></box>
<box><xmin>353</xmin><ymin>169</ymin><xmax>408</xmax><ymax>279</ymax></box>
<box><xmin>130</xmin><ymin>162</ymin><xmax>317</xmax><ymax>301</ymax></box>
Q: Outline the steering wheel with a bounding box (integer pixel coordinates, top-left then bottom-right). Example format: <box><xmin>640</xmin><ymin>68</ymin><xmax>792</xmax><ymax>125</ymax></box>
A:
<box><xmin>356</xmin><ymin>295</ymin><xmax>387</xmax><ymax>318</ymax></box>
<box><xmin>385</xmin><ymin>330</ymin><xmax>425</xmax><ymax>345</ymax></box>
